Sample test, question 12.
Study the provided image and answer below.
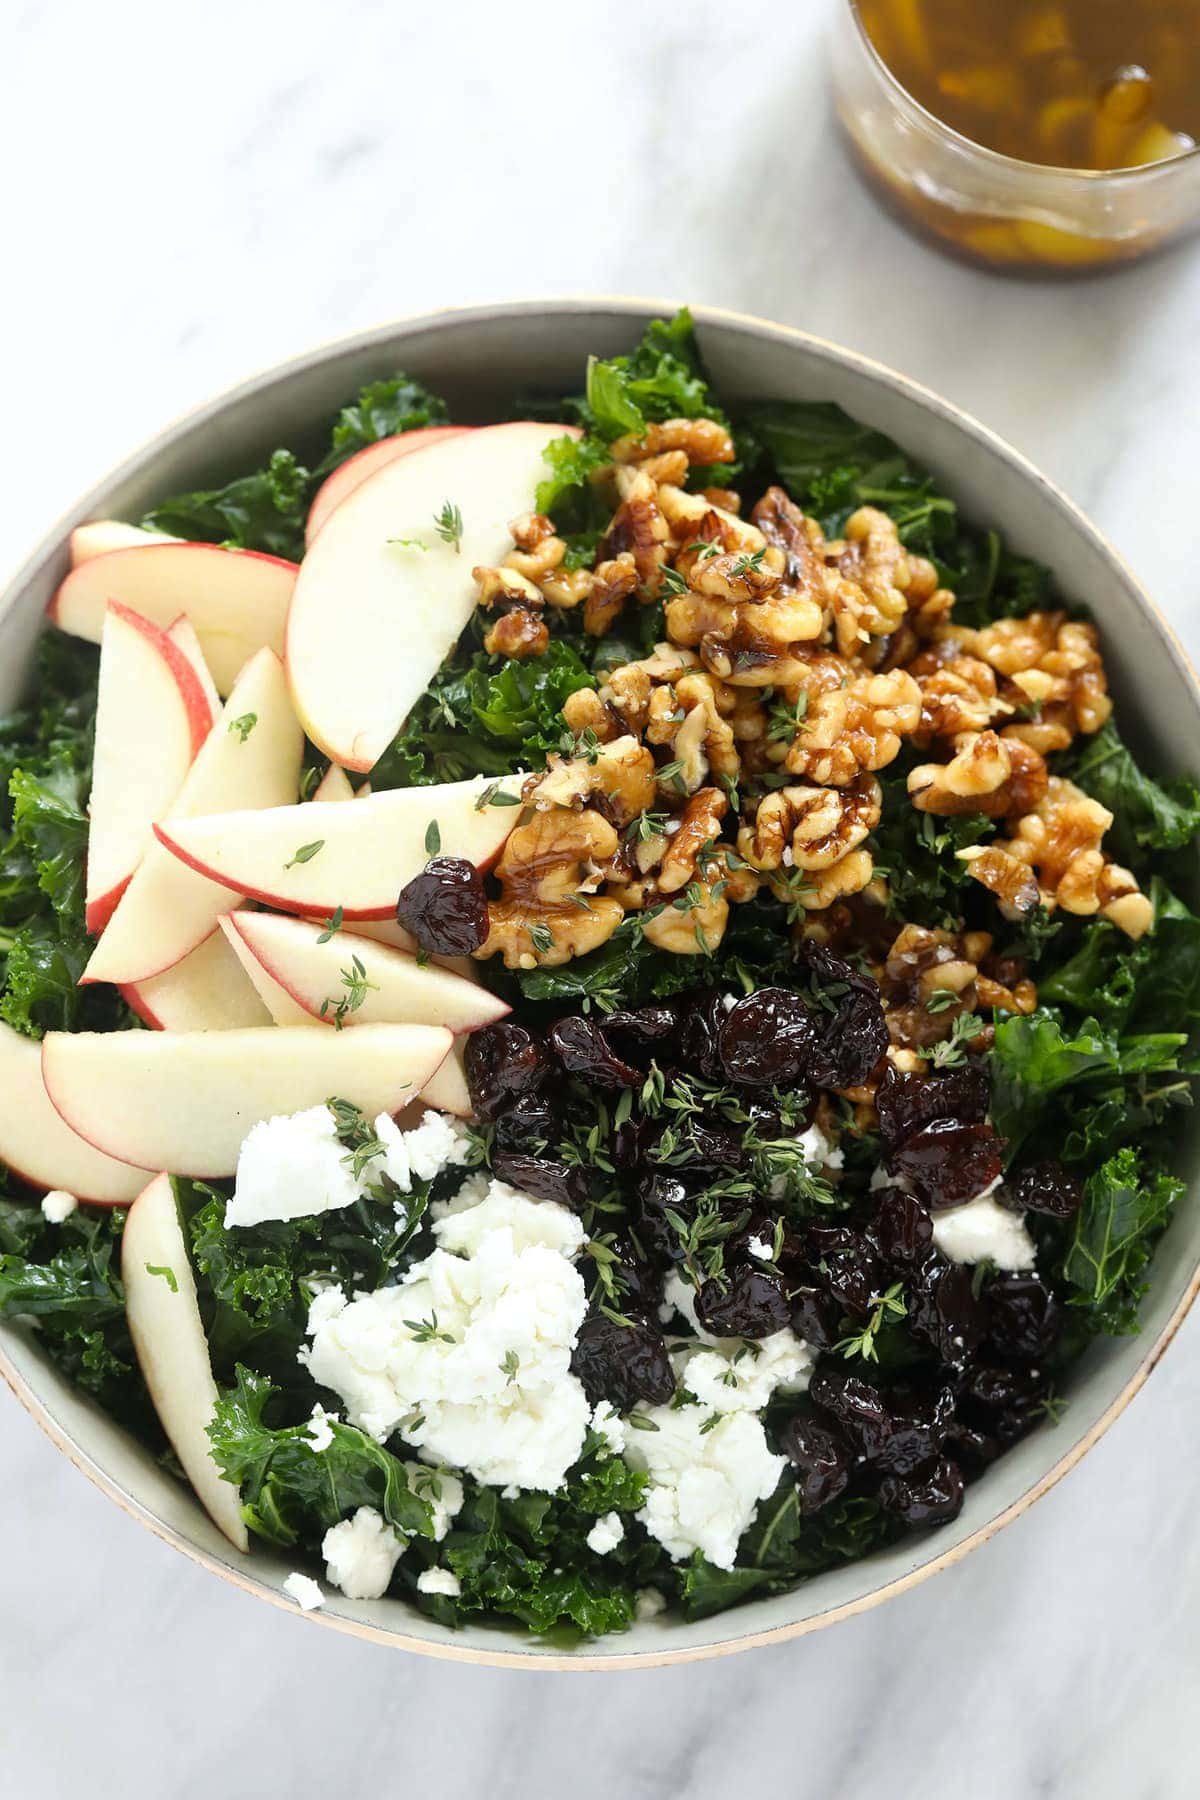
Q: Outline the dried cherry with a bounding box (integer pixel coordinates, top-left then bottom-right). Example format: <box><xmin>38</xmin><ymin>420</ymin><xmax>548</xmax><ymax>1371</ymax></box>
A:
<box><xmin>802</xmin><ymin>944</ymin><xmax>889</xmax><ymax>1090</ymax></box>
<box><xmin>571</xmin><ymin>1311</ymin><xmax>675</xmax><ymax>1410</ymax></box>
<box><xmin>778</xmin><ymin>1409</ymin><xmax>853</xmax><ymax>1515</ymax></box>
<box><xmin>636</xmin><ymin>1173</ymin><xmax>694</xmax><ymax>1264</ymax></box>
<box><xmin>907</xmin><ymin>1254</ymin><xmax>988</xmax><ymax>1363</ymax></box>
<box><xmin>874</xmin><ymin>1062</ymin><xmax>990</xmax><ymax>1149</ymax></box>
<box><xmin>791</xmin><ymin>1286</ymin><xmax>843</xmax><ymax>1351</ymax></box>
<box><xmin>604</xmin><ymin>1006</ymin><xmax>681</xmax><ymax>1053</ymax></box>
<box><xmin>1005</xmin><ymin>1159</ymin><xmax>1083</xmax><ymax>1220</ymax></box>
<box><xmin>806</xmin><ymin>1223</ymin><xmax>884</xmax><ymax>1319</ymax></box>
<box><xmin>887</xmin><ymin>1118</ymin><xmax>1005</xmax><ymax>1210</ymax></box>
<box><xmin>395</xmin><ymin>856</ymin><xmax>490</xmax><ymax>956</ymax></box>
<box><xmin>491</xmin><ymin>1150</ymin><xmax>589</xmax><ymax>1211</ymax></box>
<box><xmin>878</xmin><ymin>1456</ymin><xmax>964</xmax><ymax>1527</ymax></box>
<box><xmin>549</xmin><ymin>1016</ymin><xmax>641</xmax><ymax>1089</ymax></box>
<box><xmin>987</xmin><ymin>1273</ymin><xmax>1061</xmax><ymax>1361</ymax></box>
<box><xmin>464</xmin><ymin>1023</ymin><xmax>553</xmax><ymax>1122</ymax></box>
<box><xmin>717</xmin><ymin>988</ymin><xmax>817</xmax><ymax>1088</ymax></box>
<box><xmin>492</xmin><ymin>1091</ymin><xmax>559</xmax><ymax>1151</ymax></box>
<box><xmin>695</xmin><ymin>1263</ymin><xmax>793</xmax><ymax>1339</ymax></box>
<box><xmin>870</xmin><ymin>1186</ymin><xmax>934</xmax><ymax>1266</ymax></box>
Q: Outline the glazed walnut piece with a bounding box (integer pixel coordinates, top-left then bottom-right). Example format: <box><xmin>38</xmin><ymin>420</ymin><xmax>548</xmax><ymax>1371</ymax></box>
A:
<box><xmin>907</xmin><ymin>730</ymin><xmax>1048</xmax><ymax>819</ymax></box>
<box><xmin>531</xmin><ymin>734</ymin><xmax>658</xmax><ymax>829</ymax></box>
<box><xmin>478</xmin><ymin>808</ymin><xmax>626</xmax><ymax>970</ymax></box>
<box><xmin>473</xmin><ymin>565</ymin><xmax>549</xmax><ymax>660</ymax></box>
<box><xmin>967</xmin><ymin>611</ymin><xmax>1113</xmax><ymax>755</ymax></box>
<box><xmin>907</xmin><ymin>648</ymin><xmax>1009</xmax><ymax>743</ymax></box>
<box><xmin>785</xmin><ymin>670</ymin><xmax>922</xmax><ymax>786</ymax></box>
<box><xmin>738</xmin><ymin>777</ymin><xmax>882</xmax><ymax>875</ymax></box>
<box><xmin>966</xmin><ymin>776</ymin><xmax>1154</xmax><ymax>939</ymax></box>
<box><xmin>881</xmin><ymin>924</ymin><xmax>1037</xmax><ymax>1053</ymax></box>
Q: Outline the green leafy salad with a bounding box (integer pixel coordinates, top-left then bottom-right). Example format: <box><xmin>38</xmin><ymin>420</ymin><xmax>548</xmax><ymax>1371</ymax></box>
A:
<box><xmin>1</xmin><ymin>310</ymin><xmax>1197</xmax><ymax>1642</ymax></box>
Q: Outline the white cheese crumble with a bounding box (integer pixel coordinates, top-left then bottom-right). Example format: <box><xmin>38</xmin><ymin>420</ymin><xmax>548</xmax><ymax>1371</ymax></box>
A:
<box><xmin>226</xmin><ymin>1105</ymin><xmax>470</xmax><ymax>1230</ymax></box>
<box><xmin>322</xmin><ymin>1506</ymin><xmax>405</xmax><ymax>1600</ymax></box>
<box><xmin>304</xmin><ymin>1403</ymin><xmax>338</xmax><ymax>1453</ymax></box>
<box><xmin>931</xmin><ymin>1193</ymin><xmax>1036</xmax><ymax>1271</ymax></box>
<box><xmin>635</xmin><ymin>1587</ymin><xmax>667</xmax><ymax>1621</ymax></box>
<box><xmin>407</xmin><ymin>1463</ymin><xmax>464</xmax><ymax>1540</ymax></box>
<box><xmin>417</xmin><ymin>1566</ymin><xmax>462</xmax><ymax>1597</ymax></box>
<box><xmin>585</xmin><ymin>1511</ymin><xmax>625</xmax><ymax>1555</ymax></box>
<box><xmin>747</xmin><ymin>1235</ymin><xmax>773</xmax><ymax>1261</ymax></box>
<box><xmin>282</xmin><ymin>1571</ymin><xmax>325</xmax><ymax>1611</ymax></box>
<box><xmin>40</xmin><ymin>1189</ymin><xmax>78</xmax><ymax>1223</ymax></box>
<box><xmin>590</xmin><ymin>1401</ymin><xmax>627</xmax><ymax>1456</ymax></box>
<box><xmin>626</xmin><ymin>1405</ymin><xmax>785</xmax><ymax>1571</ymax></box>
<box><xmin>682</xmin><ymin>1330</ymin><xmax>815</xmax><ymax>1413</ymax></box>
<box><xmin>303</xmin><ymin>1185</ymin><xmax>590</xmax><ymax>1491</ymax></box>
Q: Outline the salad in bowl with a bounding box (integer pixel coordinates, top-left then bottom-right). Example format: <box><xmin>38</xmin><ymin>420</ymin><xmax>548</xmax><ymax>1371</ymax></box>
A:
<box><xmin>1</xmin><ymin>308</ymin><xmax>1197</xmax><ymax>1644</ymax></box>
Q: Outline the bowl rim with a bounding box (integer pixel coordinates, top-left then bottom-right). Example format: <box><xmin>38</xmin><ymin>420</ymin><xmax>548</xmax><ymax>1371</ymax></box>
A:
<box><xmin>3</xmin><ymin>293</ymin><xmax>1199</xmax><ymax>1670</ymax></box>
<box><xmin>841</xmin><ymin>0</ymin><xmax>1200</xmax><ymax>183</ymax></box>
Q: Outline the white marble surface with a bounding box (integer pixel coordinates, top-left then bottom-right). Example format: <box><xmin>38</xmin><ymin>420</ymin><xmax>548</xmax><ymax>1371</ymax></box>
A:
<box><xmin>3</xmin><ymin>1</ymin><xmax>1200</xmax><ymax>1795</ymax></box>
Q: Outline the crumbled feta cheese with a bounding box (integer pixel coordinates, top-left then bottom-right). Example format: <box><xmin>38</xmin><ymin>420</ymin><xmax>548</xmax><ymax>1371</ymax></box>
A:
<box><xmin>322</xmin><ymin>1506</ymin><xmax>405</xmax><ymax>1600</ymax></box>
<box><xmin>282</xmin><ymin>1571</ymin><xmax>325</xmax><ymax>1611</ymax></box>
<box><xmin>417</xmin><ymin>1566</ymin><xmax>462</xmax><ymax>1597</ymax></box>
<box><xmin>747</xmin><ymin>1235</ymin><xmax>773</xmax><ymax>1261</ymax></box>
<box><xmin>682</xmin><ymin>1330</ymin><xmax>815</xmax><ymax>1413</ymax></box>
<box><xmin>377</xmin><ymin>1109</ymin><xmax>472</xmax><ymax>1191</ymax></box>
<box><xmin>304</xmin><ymin>1193</ymin><xmax>590</xmax><ymax>1491</ymax></box>
<box><xmin>664</xmin><ymin>1270</ymin><xmax>713</xmax><ymax>1340</ymax></box>
<box><xmin>590</xmin><ymin>1401</ymin><xmax>627</xmax><ymax>1456</ymax></box>
<box><xmin>227</xmin><ymin>1105</ymin><xmax>361</xmax><ymax>1228</ymax></box>
<box><xmin>931</xmin><ymin>1193</ymin><xmax>1036</xmax><ymax>1271</ymax></box>
<box><xmin>626</xmin><ymin>1405</ymin><xmax>785</xmax><ymax>1571</ymax></box>
<box><xmin>635</xmin><ymin>1587</ymin><xmax>667</xmax><ymax>1621</ymax></box>
<box><xmin>585</xmin><ymin>1511</ymin><xmax>625</xmax><ymax>1555</ymax></box>
<box><xmin>431</xmin><ymin>1171</ymin><xmax>491</xmax><ymax>1220</ymax></box>
<box><xmin>40</xmin><ymin>1189</ymin><xmax>78</xmax><ymax>1223</ymax></box>
<box><xmin>304</xmin><ymin>1403</ymin><xmax>339</xmax><ymax>1453</ymax></box>
<box><xmin>406</xmin><ymin>1463</ymin><xmax>464</xmax><ymax>1540</ymax></box>
<box><xmin>307</xmin><ymin>1284</ymin><xmax>348</xmax><ymax>1332</ymax></box>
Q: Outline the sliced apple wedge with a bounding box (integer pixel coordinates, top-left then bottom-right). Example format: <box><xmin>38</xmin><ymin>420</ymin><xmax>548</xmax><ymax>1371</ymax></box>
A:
<box><xmin>221</xmin><ymin>912</ymin><xmax>507</xmax><ymax>1033</ymax></box>
<box><xmin>121</xmin><ymin>929</ymin><xmax>272</xmax><ymax>1032</ymax></box>
<box><xmin>421</xmin><ymin>1040</ymin><xmax>470</xmax><ymax>1116</ymax></box>
<box><xmin>83</xmin><ymin>649</ymin><xmax>303</xmax><ymax>986</ymax></box>
<box><xmin>42</xmin><ymin>1023</ymin><xmax>454</xmax><ymax>1177</ymax></box>
<box><xmin>309</xmin><ymin>762</ymin><xmax>355</xmax><ymax>804</ymax></box>
<box><xmin>0</xmin><ymin>1021</ymin><xmax>150</xmax><ymax>1204</ymax></box>
<box><xmin>166</xmin><ymin>614</ymin><xmax>221</xmax><ymax>719</ymax></box>
<box><xmin>155</xmin><ymin>773</ymin><xmax>523</xmax><ymax>919</ymax></box>
<box><xmin>305</xmin><ymin>425</ymin><xmax>468</xmax><ymax>546</ymax></box>
<box><xmin>219</xmin><ymin>917</ymin><xmax>311</xmax><ymax>1025</ymax></box>
<box><xmin>50</xmin><ymin>542</ymin><xmax>297</xmax><ymax>695</ymax></box>
<box><xmin>286</xmin><ymin>421</ymin><xmax>575</xmax><ymax>769</ymax></box>
<box><xmin>305</xmin><ymin>913</ymin><xmax>476</xmax><ymax>982</ymax></box>
<box><xmin>123</xmin><ymin>1173</ymin><xmax>249</xmax><ymax>1551</ymax></box>
<box><xmin>69</xmin><ymin>520</ymin><xmax>178</xmax><ymax>565</ymax></box>
<box><xmin>85</xmin><ymin>603</ymin><xmax>216</xmax><ymax>935</ymax></box>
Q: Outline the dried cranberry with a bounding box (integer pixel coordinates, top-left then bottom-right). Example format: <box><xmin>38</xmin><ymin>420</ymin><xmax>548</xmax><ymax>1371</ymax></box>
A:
<box><xmin>887</xmin><ymin>1118</ymin><xmax>1006</xmax><ymax>1210</ymax></box>
<box><xmin>987</xmin><ymin>1274</ymin><xmax>1061</xmax><ymax>1361</ymax></box>
<box><xmin>571</xmin><ymin>1311</ymin><xmax>675</xmax><ymax>1410</ymax></box>
<box><xmin>874</xmin><ymin>1062</ymin><xmax>990</xmax><ymax>1149</ymax></box>
<box><xmin>695</xmin><ymin>1263</ymin><xmax>793</xmax><ymax>1339</ymax></box>
<box><xmin>871</xmin><ymin>1187</ymin><xmax>933</xmax><ymax>1266</ymax></box>
<box><xmin>464</xmin><ymin>1023</ymin><xmax>553</xmax><ymax>1122</ymax></box>
<box><xmin>717</xmin><ymin>988</ymin><xmax>817</xmax><ymax>1088</ymax></box>
<box><xmin>802</xmin><ymin>944</ymin><xmax>889</xmax><ymax>1090</ymax></box>
<box><xmin>878</xmin><ymin>1456</ymin><xmax>964</xmax><ymax>1527</ymax></box>
<box><xmin>549</xmin><ymin>1016</ymin><xmax>641</xmax><ymax>1089</ymax></box>
<box><xmin>1005</xmin><ymin>1159</ymin><xmax>1083</xmax><ymax>1219</ymax></box>
<box><xmin>791</xmin><ymin>1287</ymin><xmax>843</xmax><ymax>1350</ymax></box>
<box><xmin>778</xmin><ymin>1409</ymin><xmax>853</xmax><ymax>1515</ymax></box>
<box><xmin>491</xmin><ymin>1150</ymin><xmax>589</xmax><ymax>1211</ymax></box>
<box><xmin>395</xmin><ymin>857</ymin><xmax>489</xmax><ymax>956</ymax></box>
<box><xmin>492</xmin><ymin>1091</ymin><xmax>559</xmax><ymax>1152</ymax></box>
<box><xmin>907</xmin><ymin>1255</ymin><xmax>988</xmax><ymax>1363</ymax></box>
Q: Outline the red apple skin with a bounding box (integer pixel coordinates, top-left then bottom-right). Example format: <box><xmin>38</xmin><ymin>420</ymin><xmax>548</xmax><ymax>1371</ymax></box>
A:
<box><xmin>305</xmin><ymin>426</ymin><xmax>468</xmax><ymax>546</ymax></box>
<box><xmin>48</xmin><ymin>544</ymin><xmax>298</xmax><ymax>628</ymax></box>
<box><xmin>83</xmin><ymin>604</ymin><xmax>218</xmax><ymax>936</ymax></box>
<box><xmin>118</xmin><ymin>984</ymin><xmax>161</xmax><ymax>1029</ymax></box>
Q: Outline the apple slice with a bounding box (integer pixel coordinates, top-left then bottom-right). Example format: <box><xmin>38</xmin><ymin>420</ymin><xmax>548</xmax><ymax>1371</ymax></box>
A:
<box><xmin>286</xmin><ymin>422</ymin><xmax>575</xmax><ymax>770</ymax></box>
<box><xmin>85</xmin><ymin>603</ymin><xmax>216</xmax><ymax>935</ymax></box>
<box><xmin>121</xmin><ymin>929</ymin><xmax>272</xmax><ymax>1032</ymax></box>
<box><xmin>83</xmin><ymin>649</ymin><xmax>303</xmax><ymax>986</ymax></box>
<box><xmin>220</xmin><ymin>912</ymin><xmax>507</xmax><ymax>1033</ymax></box>
<box><xmin>50</xmin><ymin>542</ymin><xmax>297</xmax><ymax>695</ymax></box>
<box><xmin>123</xmin><ymin>1173</ymin><xmax>249</xmax><ymax>1551</ymax></box>
<box><xmin>305</xmin><ymin>426</ymin><xmax>468</xmax><ymax>546</ymax></box>
<box><xmin>155</xmin><ymin>773</ymin><xmax>523</xmax><ymax>919</ymax></box>
<box><xmin>421</xmin><ymin>1040</ymin><xmax>470</xmax><ymax>1116</ymax></box>
<box><xmin>166</xmin><ymin>615</ymin><xmax>221</xmax><ymax>719</ymax></box>
<box><xmin>309</xmin><ymin>763</ymin><xmax>355</xmax><ymax>805</ymax></box>
<box><xmin>0</xmin><ymin>1021</ymin><xmax>150</xmax><ymax>1204</ymax></box>
<box><xmin>42</xmin><ymin>1022</ymin><xmax>454</xmax><ymax>1178</ymax></box>
<box><xmin>69</xmin><ymin>520</ymin><xmax>178</xmax><ymax>565</ymax></box>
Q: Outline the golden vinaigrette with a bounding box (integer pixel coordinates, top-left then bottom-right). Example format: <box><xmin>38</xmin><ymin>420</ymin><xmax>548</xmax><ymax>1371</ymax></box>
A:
<box><xmin>859</xmin><ymin>0</ymin><xmax>1199</xmax><ymax>169</ymax></box>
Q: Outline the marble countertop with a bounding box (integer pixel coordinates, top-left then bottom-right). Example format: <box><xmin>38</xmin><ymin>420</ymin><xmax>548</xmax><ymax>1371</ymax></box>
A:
<box><xmin>4</xmin><ymin>2</ymin><xmax>1200</xmax><ymax>1794</ymax></box>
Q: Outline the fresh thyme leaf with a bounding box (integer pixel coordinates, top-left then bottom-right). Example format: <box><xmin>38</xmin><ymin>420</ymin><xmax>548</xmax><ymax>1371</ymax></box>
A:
<box><xmin>424</xmin><ymin>820</ymin><xmax>441</xmax><ymax>856</ymax></box>
<box><xmin>227</xmin><ymin>713</ymin><xmax>258</xmax><ymax>743</ymax></box>
<box><xmin>316</xmin><ymin>905</ymin><xmax>345</xmax><ymax>944</ymax></box>
<box><xmin>144</xmin><ymin>1263</ymin><xmax>179</xmax><ymax>1294</ymax></box>
<box><xmin>283</xmin><ymin>840</ymin><xmax>324</xmax><ymax>870</ymax></box>
<box><xmin>434</xmin><ymin>501</ymin><xmax>464</xmax><ymax>553</ymax></box>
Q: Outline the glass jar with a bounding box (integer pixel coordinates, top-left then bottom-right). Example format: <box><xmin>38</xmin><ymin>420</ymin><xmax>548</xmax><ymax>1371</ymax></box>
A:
<box><xmin>830</xmin><ymin>0</ymin><xmax>1200</xmax><ymax>273</ymax></box>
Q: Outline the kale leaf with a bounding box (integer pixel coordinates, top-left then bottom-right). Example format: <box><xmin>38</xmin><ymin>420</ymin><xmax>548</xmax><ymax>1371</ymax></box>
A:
<box><xmin>313</xmin><ymin>374</ymin><xmax>450</xmax><ymax>478</ymax></box>
<box><xmin>1067</xmin><ymin>721</ymin><xmax>1200</xmax><ymax>863</ymax></box>
<box><xmin>1041</xmin><ymin>881</ymin><xmax>1200</xmax><ymax>1038</ymax></box>
<box><xmin>1062</xmin><ymin>1148</ymin><xmax>1183</xmax><ymax>1336</ymax></box>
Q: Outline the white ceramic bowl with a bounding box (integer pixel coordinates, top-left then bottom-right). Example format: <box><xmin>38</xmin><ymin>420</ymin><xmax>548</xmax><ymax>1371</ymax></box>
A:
<box><xmin>2</xmin><ymin>300</ymin><xmax>1198</xmax><ymax>1669</ymax></box>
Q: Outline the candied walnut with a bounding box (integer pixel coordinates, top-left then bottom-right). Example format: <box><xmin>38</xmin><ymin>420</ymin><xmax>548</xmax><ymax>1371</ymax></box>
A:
<box><xmin>681</xmin><ymin>543</ymin><xmax>783</xmax><ymax>604</ymax></box>
<box><xmin>584</xmin><ymin>553</ymin><xmax>638</xmax><ymax>637</ymax></box>
<box><xmin>651</xmin><ymin>671</ymin><xmax>740</xmax><ymax>791</ymax></box>
<box><xmin>738</xmin><ymin>777</ymin><xmax>881</xmax><ymax>875</ymax></box>
<box><xmin>657</xmin><ymin>787</ymin><xmax>728</xmax><ymax>894</ymax></box>
<box><xmin>474</xmin><ymin>565</ymin><xmax>543</xmax><ymax>610</ymax></box>
<box><xmin>597</xmin><ymin>469</ymin><xmax>671</xmax><ymax>597</ymax></box>
<box><xmin>750</xmin><ymin>487</ymin><xmax>829</xmax><ymax>604</ymax></box>
<box><xmin>561</xmin><ymin>685</ymin><xmax>617</xmax><ymax>743</ymax></box>
<box><xmin>502</xmin><ymin>513</ymin><xmax>566</xmax><ymax>583</ymax></box>
<box><xmin>610</xmin><ymin>416</ymin><xmax>735</xmax><ymax>468</ymax></box>
<box><xmin>909</xmin><ymin>651</ymin><xmax>1008</xmax><ymax>742</ymax></box>
<box><xmin>824</xmin><ymin>508</ymin><xmax>915</xmax><ymax>656</ymax></box>
<box><xmin>969</xmin><ymin>612</ymin><xmax>1113</xmax><ymax>754</ymax></box>
<box><xmin>957</xmin><ymin>844</ymin><xmax>1043</xmax><ymax>918</ymax></box>
<box><xmin>879</xmin><ymin>923</ymin><xmax>1038</xmax><ymax>1053</ymax></box>
<box><xmin>484</xmin><ymin>607</ymin><xmax>549</xmax><ymax>659</ymax></box>
<box><xmin>656</xmin><ymin>484</ymin><xmax>762</xmax><ymax>554</ymax></box>
<box><xmin>531</xmin><ymin>735</ymin><xmax>657</xmax><ymax>828</ymax></box>
<box><xmin>700</xmin><ymin>486</ymin><xmax>741</xmax><ymax>511</ymax></box>
<box><xmin>540</xmin><ymin>566</ymin><xmax>592</xmax><ymax>610</ymax></box>
<box><xmin>642</xmin><ymin>877</ymin><xmax>730</xmax><ymax>955</ymax></box>
<box><xmin>981</xmin><ymin>777</ymin><xmax>1153</xmax><ymax>939</ymax></box>
<box><xmin>785</xmin><ymin>670</ymin><xmax>921</xmax><ymax>786</ymax></box>
<box><xmin>772</xmin><ymin>847</ymin><xmax>875</xmax><ymax>914</ymax></box>
<box><xmin>479</xmin><ymin>809</ymin><xmax>625</xmax><ymax>970</ymax></box>
<box><xmin>908</xmin><ymin>731</ymin><xmax>1048</xmax><ymax>819</ymax></box>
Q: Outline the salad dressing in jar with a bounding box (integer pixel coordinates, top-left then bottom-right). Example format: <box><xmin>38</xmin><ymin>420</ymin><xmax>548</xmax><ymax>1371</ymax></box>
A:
<box><xmin>832</xmin><ymin>0</ymin><xmax>1200</xmax><ymax>271</ymax></box>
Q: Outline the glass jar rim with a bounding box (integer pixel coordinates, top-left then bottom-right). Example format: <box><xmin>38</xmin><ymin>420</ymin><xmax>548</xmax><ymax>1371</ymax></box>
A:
<box><xmin>844</xmin><ymin>0</ymin><xmax>1200</xmax><ymax>182</ymax></box>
